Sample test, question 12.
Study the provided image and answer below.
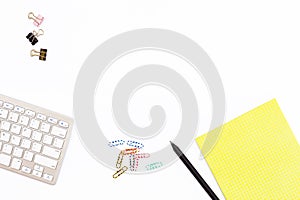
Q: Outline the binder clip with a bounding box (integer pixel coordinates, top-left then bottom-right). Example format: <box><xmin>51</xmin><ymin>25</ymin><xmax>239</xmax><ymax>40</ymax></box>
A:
<box><xmin>28</xmin><ymin>12</ymin><xmax>44</xmax><ymax>27</ymax></box>
<box><xmin>30</xmin><ymin>48</ymin><xmax>47</xmax><ymax>61</ymax></box>
<box><xmin>26</xmin><ymin>29</ymin><xmax>44</xmax><ymax>45</ymax></box>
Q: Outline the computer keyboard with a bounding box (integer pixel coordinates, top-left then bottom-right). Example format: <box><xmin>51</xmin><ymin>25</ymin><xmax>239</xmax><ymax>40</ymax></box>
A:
<box><xmin>0</xmin><ymin>94</ymin><xmax>73</xmax><ymax>185</ymax></box>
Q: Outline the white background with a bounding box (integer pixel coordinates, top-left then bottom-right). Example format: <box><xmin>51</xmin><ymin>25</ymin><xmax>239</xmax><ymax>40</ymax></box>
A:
<box><xmin>1</xmin><ymin>1</ymin><xmax>300</xmax><ymax>199</ymax></box>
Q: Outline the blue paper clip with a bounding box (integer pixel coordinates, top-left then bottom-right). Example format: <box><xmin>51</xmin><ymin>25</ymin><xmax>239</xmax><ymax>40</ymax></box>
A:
<box><xmin>108</xmin><ymin>139</ymin><xmax>125</xmax><ymax>147</ymax></box>
<box><xmin>127</xmin><ymin>140</ymin><xmax>144</xmax><ymax>149</ymax></box>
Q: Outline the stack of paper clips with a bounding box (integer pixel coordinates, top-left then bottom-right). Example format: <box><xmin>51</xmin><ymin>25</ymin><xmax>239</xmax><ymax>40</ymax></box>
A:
<box><xmin>110</xmin><ymin>139</ymin><xmax>150</xmax><ymax>179</ymax></box>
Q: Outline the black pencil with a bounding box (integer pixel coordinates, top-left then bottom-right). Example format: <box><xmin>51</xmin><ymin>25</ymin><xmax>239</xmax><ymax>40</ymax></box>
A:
<box><xmin>170</xmin><ymin>141</ymin><xmax>220</xmax><ymax>200</ymax></box>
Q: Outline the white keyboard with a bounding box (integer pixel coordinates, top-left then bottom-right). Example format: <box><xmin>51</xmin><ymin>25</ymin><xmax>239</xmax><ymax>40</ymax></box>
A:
<box><xmin>0</xmin><ymin>94</ymin><xmax>73</xmax><ymax>185</ymax></box>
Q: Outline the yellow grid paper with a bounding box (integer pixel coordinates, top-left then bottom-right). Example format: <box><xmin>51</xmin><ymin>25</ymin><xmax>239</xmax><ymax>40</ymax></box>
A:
<box><xmin>196</xmin><ymin>99</ymin><xmax>300</xmax><ymax>199</ymax></box>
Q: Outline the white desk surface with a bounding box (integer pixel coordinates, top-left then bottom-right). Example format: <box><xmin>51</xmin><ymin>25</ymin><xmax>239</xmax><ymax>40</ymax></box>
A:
<box><xmin>1</xmin><ymin>1</ymin><xmax>299</xmax><ymax>199</ymax></box>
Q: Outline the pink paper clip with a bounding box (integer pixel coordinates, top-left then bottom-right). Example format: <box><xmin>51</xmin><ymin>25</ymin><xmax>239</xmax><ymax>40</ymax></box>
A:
<box><xmin>129</xmin><ymin>153</ymin><xmax>150</xmax><ymax>171</ymax></box>
<box><xmin>130</xmin><ymin>155</ymin><xmax>140</xmax><ymax>171</ymax></box>
<box><xmin>135</xmin><ymin>153</ymin><xmax>150</xmax><ymax>159</ymax></box>
<box><xmin>134</xmin><ymin>157</ymin><xmax>140</xmax><ymax>170</ymax></box>
<box><xmin>28</xmin><ymin>12</ymin><xmax>44</xmax><ymax>27</ymax></box>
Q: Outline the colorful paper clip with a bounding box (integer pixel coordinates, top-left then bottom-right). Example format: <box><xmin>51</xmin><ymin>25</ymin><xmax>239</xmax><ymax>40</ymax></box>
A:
<box><xmin>108</xmin><ymin>139</ymin><xmax>125</xmax><ymax>147</ymax></box>
<box><xmin>112</xmin><ymin>166</ymin><xmax>128</xmax><ymax>179</ymax></box>
<box><xmin>122</xmin><ymin>148</ymin><xmax>140</xmax><ymax>155</ymax></box>
<box><xmin>127</xmin><ymin>140</ymin><xmax>144</xmax><ymax>149</ymax></box>
<box><xmin>28</xmin><ymin>12</ymin><xmax>44</xmax><ymax>27</ymax></box>
<box><xmin>129</xmin><ymin>155</ymin><xmax>139</xmax><ymax>171</ymax></box>
<box><xmin>26</xmin><ymin>29</ymin><xmax>44</xmax><ymax>45</ymax></box>
<box><xmin>134</xmin><ymin>156</ymin><xmax>140</xmax><ymax>170</ymax></box>
<box><xmin>135</xmin><ymin>153</ymin><xmax>150</xmax><ymax>159</ymax></box>
<box><xmin>116</xmin><ymin>151</ymin><xmax>124</xmax><ymax>169</ymax></box>
<box><xmin>146</xmin><ymin>162</ymin><xmax>163</xmax><ymax>171</ymax></box>
<box><xmin>129</xmin><ymin>154</ymin><xmax>136</xmax><ymax>171</ymax></box>
<box><xmin>128</xmin><ymin>153</ymin><xmax>150</xmax><ymax>171</ymax></box>
<box><xmin>30</xmin><ymin>48</ymin><xmax>47</xmax><ymax>61</ymax></box>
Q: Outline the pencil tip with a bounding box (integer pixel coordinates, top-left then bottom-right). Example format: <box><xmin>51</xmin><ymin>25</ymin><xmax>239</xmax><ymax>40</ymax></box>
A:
<box><xmin>170</xmin><ymin>141</ymin><xmax>181</xmax><ymax>155</ymax></box>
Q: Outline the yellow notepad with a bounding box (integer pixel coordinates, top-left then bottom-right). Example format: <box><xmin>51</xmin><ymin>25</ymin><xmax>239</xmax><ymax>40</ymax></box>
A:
<box><xmin>196</xmin><ymin>99</ymin><xmax>300</xmax><ymax>199</ymax></box>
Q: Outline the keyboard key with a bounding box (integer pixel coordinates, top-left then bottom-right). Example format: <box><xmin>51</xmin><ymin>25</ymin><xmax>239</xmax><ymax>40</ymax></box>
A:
<box><xmin>51</xmin><ymin>126</ymin><xmax>67</xmax><ymax>138</ymax></box>
<box><xmin>25</xmin><ymin>110</ymin><xmax>35</xmax><ymax>117</ymax></box>
<box><xmin>21</xmin><ymin>128</ymin><xmax>32</xmax><ymax>138</ymax></box>
<box><xmin>11</xmin><ymin>158</ymin><xmax>22</xmax><ymax>170</ymax></box>
<box><xmin>19</xmin><ymin>116</ymin><xmax>29</xmax><ymax>126</ymax></box>
<box><xmin>11</xmin><ymin>124</ymin><xmax>21</xmax><ymax>134</ymax></box>
<box><xmin>11</xmin><ymin>135</ymin><xmax>21</xmax><ymax>145</ymax></box>
<box><xmin>21</xmin><ymin>166</ymin><xmax>31</xmax><ymax>174</ymax></box>
<box><xmin>23</xmin><ymin>151</ymin><xmax>34</xmax><ymax>161</ymax></box>
<box><xmin>1</xmin><ymin>121</ymin><xmax>11</xmax><ymax>131</ymax></box>
<box><xmin>43</xmin><ymin>173</ymin><xmax>53</xmax><ymax>181</ymax></box>
<box><xmin>40</xmin><ymin>122</ymin><xmax>50</xmax><ymax>133</ymax></box>
<box><xmin>34</xmin><ymin>165</ymin><xmax>44</xmax><ymax>172</ymax></box>
<box><xmin>32</xmin><ymin>142</ymin><xmax>42</xmax><ymax>153</ymax></box>
<box><xmin>14</xmin><ymin>106</ymin><xmax>25</xmax><ymax>113</ymax></box>
<box><xmin>21</xmin><ymin>139</ymin><xmax>31</xmax><ymax>149</ymax></box>
<box><xmin>32</xmin><ymin>170</ymin><xmax>42</xmax><ymax>177</ymax></box>
<box><xmin>34</xmin><ymin>154</ymin><xmax>58</xmax><ymax>169</ymax></box>
<box><xmin>29</xmin><ymin>119</ymin><xmax>40</xmax><ymax>130</ymax></box>
<box><xmin>58</xmin><ymin>121</ymin><xmax>69</xmax><ymax>128</ymax></box>
<box><xmin>42</xmin><ymin>146</ymin><xmax>61</xmax><ymax>159</ymax></box>
<box><xmin>3</xmin><ymin>103</ymin><xmax>13</xmax><ymax>110</ymax></box>
<box><xmin>0</xmin><ymin>109</ymin><xmax>8</xmax><ymax>119</ymax></box>
<box><xmin>48</xmin><ymin>117</ymin><xmax>58</xmax><ymax>124</ymax></box>
<box><xmin>37</xmin><ymin>113</ymin><xmax>46</xmax><ymax>121</ymax></box>
<box><xmin>32</xmin><ymin>131</ymin><xmax>42</xmax><ymax>141</ymax></box>
<box><xmin>2</xmin><ymin>144</ymin><xmax>13</xmax><ymax>154</ymax></box>
<box><xmin>0</xmin><ymin>153</ymin><xmax>11</xmax><ymax>166</ymax></box>
<box><xmin>0</xmin><ymin>141</ymin><xmax>2</xmax><ymax>150</ymax></box>
<box><xmin>0</xmin><ymin>132</ymin><xmax>11</xmax><ymax>142</ymax></box>
<box><xmin>13</xmin><ymin>147</ymin><xmax>23</xmax><ymax>158</ymax></box>
<box><xmin>0</xmin><ymin>100</ymin><xmax>3</xmax><ymax>106</ymax></box>
<box><xmin>42</xmin><ymin>135</ymin><xmax>53</xmax><ymax>145</ymax></box>
<box><xmin>8</xmin><ymin>112</ymin><xmax>19</xmax><ymax>122</ymax></box>
<box><xmin>53</xmin><ymin>138</ymin><xmax>64</xmax><ymax>149</ymax></box>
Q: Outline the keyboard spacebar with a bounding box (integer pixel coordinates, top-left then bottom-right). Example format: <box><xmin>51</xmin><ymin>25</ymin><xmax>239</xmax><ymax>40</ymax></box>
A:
<box><xmin>34</xmin><ymin>155</ymin><xmax>58</xmax><ymax>169</ymax></box>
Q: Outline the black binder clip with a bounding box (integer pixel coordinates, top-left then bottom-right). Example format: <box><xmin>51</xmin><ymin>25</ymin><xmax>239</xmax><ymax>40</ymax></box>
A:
<box><xmin>26</xmin><ymin>29</ymin><xmax>44</xmax><ymax>45</ymax></box>
<box><xmin>30</xmin><ymin>48</ymin><xmax>47</xmax><ymax>61</ymax></box>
